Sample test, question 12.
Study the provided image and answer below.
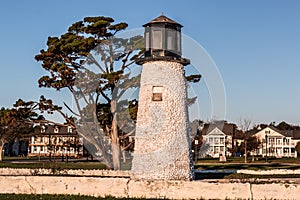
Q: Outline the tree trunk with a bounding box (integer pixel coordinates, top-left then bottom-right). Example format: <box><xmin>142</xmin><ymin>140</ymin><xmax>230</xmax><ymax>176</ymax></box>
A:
<box><xmin>111</xmin><ymin>100</ymin><xmax>121</xmax><ymax>170</ymax></box>
<box><xmin>0</xmin><ymin>140</ymin><xmax>5</xmax><ymax>162</ymax></box>
<box><xmin>111</xmin><ymin>114</ymin><xmax>121</xmax><ymax>170</ymax></box>
<box><xmin>122</xmin><ymin>150</ymin><xmax>126</xmax><ymax>163</ymax></box>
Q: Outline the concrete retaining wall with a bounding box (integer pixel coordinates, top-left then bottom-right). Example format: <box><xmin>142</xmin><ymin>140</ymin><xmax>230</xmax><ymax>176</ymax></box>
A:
<box><xmin>0</xmin><ymin>175</ymin><xmax>300</xmax><ymax>199</ymax></box>
<box><xmin>0</xmin><ymin>168</ymin><xmax>130</xmax><ymax>177</ymax></box>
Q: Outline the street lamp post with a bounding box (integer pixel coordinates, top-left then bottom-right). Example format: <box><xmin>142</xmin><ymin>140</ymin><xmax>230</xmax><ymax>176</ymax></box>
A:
<box><xmin>265</xmin><ymin>130</ymin><xmax>270</xmax><ymax>162</ymax></box>
<box><xmin>195</xmin><ymin>139</ymin><xmax>198</xmax><ymax>163</ymax></box>
<box><xmin>244</xmin><ymin>139</ymin><xmax>247</xmax><ymax>163</ymax></box>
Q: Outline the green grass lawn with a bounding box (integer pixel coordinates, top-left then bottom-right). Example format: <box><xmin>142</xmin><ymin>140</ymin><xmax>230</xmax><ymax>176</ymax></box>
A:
<box><xmin>1</xmin><ymin>156</ymin><xmax>300</xmax><ymax>172</ymax></box>
<box><xmin>2</xmin><ymin>156</ymin><xmax>133</xmax><ymax>170</ymax></box>
<box><xmin>194</xmin><ymin>157</ymin><xmax>300</xmax><ymax>170</ymax></box>
<box><xmin>0</xmin><ymin>161</ymin><xmax>107</xmax><ymax>170</ymax></box>
<box><xmin>3</xmin><ymin>156</ymin><xmax>50</xmax><ymax>161</ymax></box>
<box><xmin>194</xmin><ymin>163</ymin><xmax>300</xmax><ymax>171</ymax></box>
<box><xmin>195</xmin><ymin>156</ymin><xmax>300</xmax><ymax>164</ymax></box>
<box><xmin>193</xmin><ymin>157</ymin><xmax>300</xmax><ymax>179</ymax></box>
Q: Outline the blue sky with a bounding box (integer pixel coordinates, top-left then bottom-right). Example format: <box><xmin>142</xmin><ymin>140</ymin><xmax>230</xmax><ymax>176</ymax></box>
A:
<box><xmin>0</xmin><ymin>0</ymin><xmax>299</xmax><ymax>126</ymax></box>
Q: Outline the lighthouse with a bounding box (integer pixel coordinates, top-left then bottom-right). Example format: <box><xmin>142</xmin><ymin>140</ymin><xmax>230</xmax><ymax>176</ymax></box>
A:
<box><xmin>132</xmin><ymin>14</ymin><xmax>193</xmax><ymax>180</ymax></box>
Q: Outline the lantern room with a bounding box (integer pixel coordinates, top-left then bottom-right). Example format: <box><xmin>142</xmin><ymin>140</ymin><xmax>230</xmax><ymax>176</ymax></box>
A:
<box><xmin>137</xmin><ymin>13</ymin><xmax>190</xmax><ymax>66</ymax></box>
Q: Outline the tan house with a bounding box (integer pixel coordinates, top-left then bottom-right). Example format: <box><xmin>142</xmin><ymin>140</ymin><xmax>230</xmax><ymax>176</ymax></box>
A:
<box><xmin>28</xmin><ymin>124</ymin><xmax>83</xmax><ymax>158</ymax></box>
<box><xmin>253</xmin><ymin>126</ymin><xmax>299</xmax><ymax>158</ymax></box>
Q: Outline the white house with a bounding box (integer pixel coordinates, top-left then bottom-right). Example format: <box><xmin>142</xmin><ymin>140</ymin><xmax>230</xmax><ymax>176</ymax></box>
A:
<box><xmin>202</xmin><ymin>127</ymin><xmax>231</xmax><ymax>158</ymax></box>
<box><xmin>253</xmin><ymin>126</ymin><xmax>299</xmax><ymax>158</ymax></box>
<box><xmin>201</xmin><ymin>123</ymin><xmax>240</xmax><ymax>158</ymax></box>
<box><xmin>28</xmin><ymin>124</ymin><xmax>83</xmax><ymax>158</ymax></box>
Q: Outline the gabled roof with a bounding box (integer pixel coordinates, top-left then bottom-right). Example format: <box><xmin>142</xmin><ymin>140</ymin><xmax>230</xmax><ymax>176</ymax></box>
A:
<box><xmin>143</xmin><ymin>14</ymin><xmax>183</xmax><ymax>27</ymax></box>
<box><xmin>245</xmin><ymin>129</ymin><xmax>259</xmax><ymax>136</ymax></box>
<box><xmin>32</xmin><ymin>124</ymin><xmax>76</xmax><ymax>135</ymax></box>
<box><xmin>281</xmin><ymin>130</ymin><xmax>294</xmax><ymax>137</ymax></box>
<box><xmin>251</xmin><ymin>126</ymin><xmax>300</xmax><ymax>138</ymax></box>
<box><xmin>268</xmin><ymin>126</ymin><xmax>283</xmax><ymax>134</ymax></box>
<box><xmin>205</xmin><ymin>127</ymin><xmax>226</xmax><ymax>136</ymax></box>
<box><xmin>201</xmin><ymin>122</ymin><xmax>241</xmax><ymax>136</ymax></box>
<box><xmin>291</xmin><ymin>130</ymin><xmax>300</xmax><ymax>139</ymax></box>
<box><xmin>283</xmin><ymin>130</ymin><xmax>300</xmax><ymax>139</ymax></box>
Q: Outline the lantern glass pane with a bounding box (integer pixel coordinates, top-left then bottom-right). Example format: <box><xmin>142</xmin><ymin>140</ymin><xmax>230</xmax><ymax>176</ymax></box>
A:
<box><xmin>177</xmin><ymin>31</ymin><xmax>181</xmax><ymax>53</ymax></box>
<box><xmin>167</xmin><ymin>29</ymin><xmax>176</xmax><ymax>51</ymax></box>
<box><xmin>152</xmin><ymin>30</ymin><xmax>162</xmax><ymax>49</ymax></box>
<box><xmin>145</xmin><ymin>31</ymin><xmax>149</xmax><ymax>50</ymax></box>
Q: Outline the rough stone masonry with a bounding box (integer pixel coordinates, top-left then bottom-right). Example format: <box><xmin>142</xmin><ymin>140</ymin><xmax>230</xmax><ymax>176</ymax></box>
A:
<box><xmin>132</xmin><ymin>61</ymin><xmax>193</xmax><ymax>180</ymax></box>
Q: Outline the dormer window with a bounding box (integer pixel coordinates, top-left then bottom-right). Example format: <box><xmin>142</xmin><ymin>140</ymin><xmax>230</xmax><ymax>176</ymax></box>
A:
<box><xmin>41</xmin><ymin>126</ymin><xmax>45</xmax><ymax>133</ymax></box>
<box><xmin>68</xmin><ymin>126</ymin><xmax>73</xmax><ymax>133</ymax></box>
<box><xmin>54</xmin><ymin>127</ymin><xmax>59</xmax><ymax>133</ymax></box>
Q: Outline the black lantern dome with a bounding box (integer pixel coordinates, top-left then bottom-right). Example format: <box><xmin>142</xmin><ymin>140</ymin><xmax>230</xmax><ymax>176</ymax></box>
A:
<box><xmin>136</xmin><ymin>14</ymin><xmax>190</xmax><ymax>66</ymax></box>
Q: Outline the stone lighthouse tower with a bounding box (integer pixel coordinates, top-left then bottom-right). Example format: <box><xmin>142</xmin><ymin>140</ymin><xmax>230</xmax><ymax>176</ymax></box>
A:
<box><xmin>132</xmin><ymin>14</ymin><xmax>193</xmax><ymax>180</ymax></box>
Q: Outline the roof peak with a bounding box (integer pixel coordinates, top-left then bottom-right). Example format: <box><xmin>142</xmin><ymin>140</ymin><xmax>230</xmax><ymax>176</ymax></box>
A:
<box><xmin>143</xmin><ymin>14</ymin><xmax>183</xmax><ymax>27</ymax></box>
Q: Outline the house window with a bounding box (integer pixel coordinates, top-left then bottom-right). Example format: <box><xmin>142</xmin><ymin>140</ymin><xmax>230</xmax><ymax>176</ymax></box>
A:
<box><xmin>286</xmin><ymin>139</ymin><xmax>289</xmax><ymax>144</ymax></box>
<box><xmin>291</xmin><ymin>148</ymin><xmax>295</xmax><ymax>153</ymax></box>
<box><xmin>40</xmin><ymin>146</ymin><xmax>44</xmax><ymax>152</ymax></box>
<box><xmin>220</xmin><ymin>146</ymin><xmax>224</xmax><ymax>152</ymax></box>
<box><xmin>276</xmin><ymin>139</ymin><xmax>281</xmax><ymax>145</ymax></box>
<box><xmin>33</xmin><ymin>146</ymin><xmax>37</xmax><ymax>152</ymax></box>
<box><xmin>220</xmin><ymin>138</ymin><xmax>224</xmax><ymax>144</ymax></box>
<box><xmin>50</xmin><ymin>136</ymin><xmax>56</xmax><ymax>144</ymax></box>
<box><xmin>215</xmin><ymin>147</ymin><xmax>219</xmax><ymax>153</ymax></box>
<box><xmin>215</xmin><ymin>138</ymin><xmax>219</xmax><ymax>144</ymax></box>
<box><xmin>152</xmin><ymin>86</ymin><xmax>163</xmax><ymax>101</ymax></box>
